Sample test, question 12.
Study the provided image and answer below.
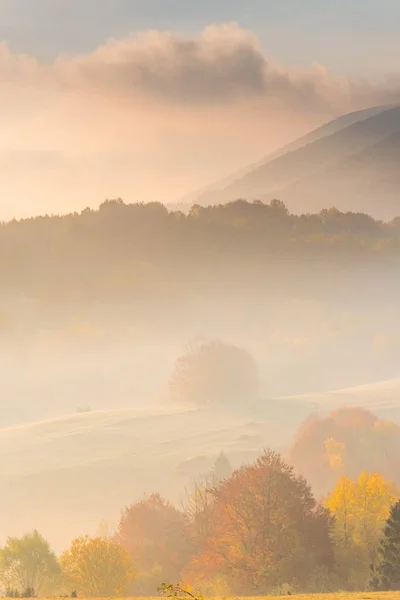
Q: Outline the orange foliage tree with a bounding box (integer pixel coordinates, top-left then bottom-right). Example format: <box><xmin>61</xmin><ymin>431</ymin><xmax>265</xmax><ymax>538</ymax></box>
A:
<box><xmin>289</xmin><ymin>408</ymin><xmax>400</xmax><ymax>495</ymax></box>
<box><xmin>116</xmin><ymin>493</ymin><xmax>193</xmax><ymax>594</ymax></box>
<box><xmin>184</xmin><ymin>449</ymin><xmax>334</xmax><ymax>594</ymax></box>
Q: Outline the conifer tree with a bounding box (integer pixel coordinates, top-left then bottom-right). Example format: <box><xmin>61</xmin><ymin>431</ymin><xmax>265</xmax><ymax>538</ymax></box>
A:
<box><xmin>213</xmin><ymin>451</ymin><xmax>233</xmax><ymax>483</ymax></box>
<box><xmin>369</xmin><ymin>500</ymin><xmax>400</xmax><ymax>590</ymax></box>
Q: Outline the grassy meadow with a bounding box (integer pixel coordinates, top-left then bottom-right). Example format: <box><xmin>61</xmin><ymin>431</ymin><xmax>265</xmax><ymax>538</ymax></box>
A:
<box><xmin>35</xmin><ymin>594</ymin><xmax>400</xmax><ymax>600</ymax></box>
<box><xmin>127</xmin><ymin>596</ymin><xmax>394</xmax><ymax>600</ymax></box>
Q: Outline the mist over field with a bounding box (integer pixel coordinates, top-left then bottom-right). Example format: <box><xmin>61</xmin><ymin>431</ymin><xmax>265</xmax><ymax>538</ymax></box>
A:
<box><xmin>2</xmin><ymin>3</ymin><xmax>400</xmax><ymax>596</ymax></box>
<box><xmin>1</xmin><ymin>193</ymin><xmax>400</xmax><ymax>557</ymax></box>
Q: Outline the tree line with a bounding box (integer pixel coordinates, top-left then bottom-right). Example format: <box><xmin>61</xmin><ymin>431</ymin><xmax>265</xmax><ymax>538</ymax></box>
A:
<box><xmin>2</xmin><ymin>447</ymin><xmax>400</xmax><ymax>597</ymax></box>
<box><xmin>1</xmin><ymin>198</ymin><xmax>400</xmax><ymax>308</ymax></box>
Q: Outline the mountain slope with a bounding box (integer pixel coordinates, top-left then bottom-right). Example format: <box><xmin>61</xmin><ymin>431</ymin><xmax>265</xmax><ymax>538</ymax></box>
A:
<box><xmin>194</xmin><ymin>104</ymin><xmax>400</xmax><ymax>218</ymax></box>
<box><xmin>173</xmin><ymin>105</ymin><xmax>389</xmax><ymax>210</ymax></box>
<box><xmin>280</xmin><ymin>131</ymin><xmax>400</xmax><ymax>216</ymax></box>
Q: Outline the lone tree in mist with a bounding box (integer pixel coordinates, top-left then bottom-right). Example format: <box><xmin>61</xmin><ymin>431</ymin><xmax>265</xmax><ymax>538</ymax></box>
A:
<box><xmin>168</xmin><ymin>340</ymin><xmax>259</xmax><ymax>408</ymax></box>
<box><xmin>370</xmin><ymin>500</ymin><xmax>400</xmax><ymax>591</ymax></box>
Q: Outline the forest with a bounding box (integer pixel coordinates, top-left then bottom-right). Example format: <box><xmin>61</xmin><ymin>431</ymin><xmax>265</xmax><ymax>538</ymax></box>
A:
<box><xmin>2</xmin><ymin>198</ymin><xmax>400</xmax><ymax>304</ymax></box>
<box><xmin>1</xmin><ymin>197</ymin><xmax>400</xmax><ymax>338</ymax></box>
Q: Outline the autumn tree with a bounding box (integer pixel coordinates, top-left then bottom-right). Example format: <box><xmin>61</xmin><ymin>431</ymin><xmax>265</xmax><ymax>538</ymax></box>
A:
<box><xmin>369</xmin><ymin>500</ymin><xmax>400</xmax><ymax>590</ymax></box>
<box><xmin>325</xmin><ymin>476</ymin><xmax>355</xmax><ymax>547</ymax></box>
<box><xmin>168</xmin><ymin>340</ymin><xmax>259</xmax><ymax>408</ymax></box>
<box><xmin>61</xmin><ymin>536</ymin><xmax>134</xmax><ymax>597</ymax></box>
<box><xmin>0</xmin><ymin>531</ymin><xmax>59</xmax><ymax>597</ymax></box>
<box><xmin>289</xmin><ymin>407</ymin><xmax>400</xmax><ymax>495</ymax></box>
<box><xmin>325</xmin><ymin>471</ymin><xmax>398</xmax><ymax>589</ymax></box>
<box><xmin>184</xmin><ymin>474</ymin><xmax>217</xmax><ymax>555</ymax></box>
<box><xmin>182</xmin><ymin>452</ymin><xmax>232</xmax><ymax>542</ymax></box>
<box><xmin>117</xmin><ymin>494</ymin><xmax>193</xmax><ymax>594</ymax></box>
<box><xmin>185</xmin><ymin>449</ymin><xmax>334</xmax><ymax>594</ymax></box>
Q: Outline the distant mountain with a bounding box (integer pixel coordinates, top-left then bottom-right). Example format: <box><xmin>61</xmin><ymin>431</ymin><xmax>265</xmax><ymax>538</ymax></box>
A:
<box><xmin>181</xmin><ymin>104</ymin><xmax>400</xmax><ymax>219</ymax></box>
<box><xmin>280</xmin><ymin>130</ymin><xmax>400</xmax><ymax>217</ymax></box>
<box><xmin>176</xmin><ymin>105</ymin><xmax>389</xmax><ymax>210</ymax></box>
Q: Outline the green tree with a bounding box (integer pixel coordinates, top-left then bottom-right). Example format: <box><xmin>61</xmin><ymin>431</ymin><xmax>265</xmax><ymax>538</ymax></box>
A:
<box><xmin>0</xmin><ymin>531</ymin><xmax>59</xmax><ymax>597</ymax></box>
<box><xmin>369</xmin><ymin>500</ymin><xmax>400</xmax><ymax>590</ymax></box>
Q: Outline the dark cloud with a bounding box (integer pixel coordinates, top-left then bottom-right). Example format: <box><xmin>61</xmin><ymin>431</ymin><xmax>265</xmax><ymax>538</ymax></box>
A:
<box><xmin>58</xmin><ymin>23</ymin><xmax>399</xmax><ymax>114</ymax></box>
<box><xmin>69</xmin><ymin>24</ymin><xmax>268</xmax><ymax>104</ymax></box>
<box><xmin>1</xmin><ymin>23</ymin><xmax>400</xmax><ymax>115</ymax></box>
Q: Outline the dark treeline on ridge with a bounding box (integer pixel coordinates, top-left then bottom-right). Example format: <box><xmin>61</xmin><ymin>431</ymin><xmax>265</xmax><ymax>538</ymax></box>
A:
<box><xmin>2</xmin><ymin>198</ymin><xmax>400</xmax><ymax>305</ymax></box>
<box><xmin>4</xmin><ymin>198</ymin><xmax>400</xmax><ymax>263</ymax></box>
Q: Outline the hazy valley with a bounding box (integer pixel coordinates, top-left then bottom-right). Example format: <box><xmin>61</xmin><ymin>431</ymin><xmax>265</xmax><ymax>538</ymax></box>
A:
<box><xmin>1</xmin><ymin>99</ymin><xmax>400</xmax><ymax>593</ymax></box>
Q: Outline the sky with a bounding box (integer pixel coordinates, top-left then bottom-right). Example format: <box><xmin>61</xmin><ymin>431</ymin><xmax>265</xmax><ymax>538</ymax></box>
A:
<box><xmin>1</xmin><ymin>0</ymin><xmax>400</xmax><ymax>218</ymax></box>
<box><xmin>1</xmin><ymin>0</ymin><xmax>400</xmax><ymax>75</ymax></box>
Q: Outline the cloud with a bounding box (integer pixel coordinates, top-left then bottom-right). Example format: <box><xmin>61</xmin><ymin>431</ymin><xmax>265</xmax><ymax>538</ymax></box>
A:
<box><xmin>50</xmin><ymin>23</ymin><xmax>400</xmax><ymax>113</ymax></box>
<box><xmin>0</xmin><ymin>22</ymin><xmax>386</xmax><ymax>112</ymax></box>
<box><xmin>2</xmin><ymin>22</ymin><xmax>400</xmax><ymax>115</ymax></box>
<box><xmin>0</xmin><ymin>23</ymin><xmax>400</xmax><ymax>218</ymax></box>
<box><xmin>64</xmin><ymin>24</ymin><xmax>268</xmax><ymax>104</ymax></box>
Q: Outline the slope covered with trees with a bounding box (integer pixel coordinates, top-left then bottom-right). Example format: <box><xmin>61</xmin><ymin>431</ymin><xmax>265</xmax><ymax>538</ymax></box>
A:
<box><xmin>1</xmin><ymin>197</ymin><xmax>399</xmax><ymax>313</ymax></box>
<box><xmin>1</xmin><ymin>197</ymin><xmax>400</xmax><ymax>348</ymax></box>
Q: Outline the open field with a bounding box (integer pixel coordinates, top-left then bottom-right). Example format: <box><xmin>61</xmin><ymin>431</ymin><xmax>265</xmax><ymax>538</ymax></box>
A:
<box><xmin>0</xmin><ymin>405</ymin><xmax>279</xmax><ymax>551</ymax></box>
<box><xmin>1</xmin><ymin>374</ymin><xmax>400</xmax><ymax>550</ymax></box>
<box><xmin>284</xmin><ymin>377</ymin><xmax>400</xmax><ymax>423</ymax></box>
<box><xmin>227</xmin><ymin>595</ymin><xmax>400</xmax><ymax>600</ymax></box>
<box><xmin>35</xmin><ymin>594</ymin><xmax>400</xmax><ymax>600</ymax></box>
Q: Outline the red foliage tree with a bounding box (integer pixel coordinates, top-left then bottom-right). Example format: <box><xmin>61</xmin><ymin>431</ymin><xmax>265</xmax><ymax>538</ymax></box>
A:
<box><xmin>116</xmin><ymin>493</ymin><xmax>193</xmax><ymax>593</ymax></box>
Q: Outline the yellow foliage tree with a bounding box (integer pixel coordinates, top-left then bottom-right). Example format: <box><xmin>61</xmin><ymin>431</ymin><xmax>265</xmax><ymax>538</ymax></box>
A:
<box><xmin>324</xmin><ymin>437</ymin><xmax>346</xmax><ymax>473</ymax></box>
<box><xmin>354</xmin><ymin>471</ymin><xmax>396</xmax><ymax>552</ymax></box>
<box><xmin>325</xmin><ymin>471</ymin><xmax>398</xmax><ymax>590</ymax></box>
<box><xmin>325</xmin><ymin>475</ymin><xmax>355</xmax><ymax>547</ymax></box>
<box><xmin>61</xmin><ymin>536</ymin><xmax>135</xmax><ymax>597</ymax></box>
